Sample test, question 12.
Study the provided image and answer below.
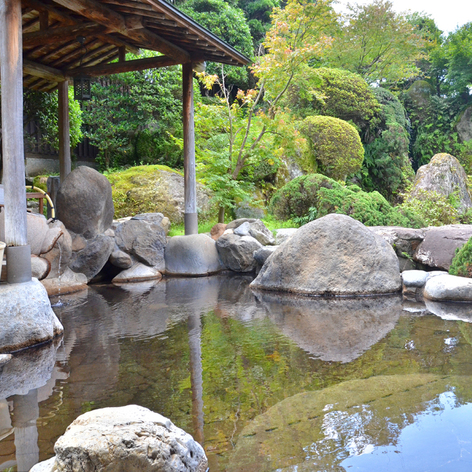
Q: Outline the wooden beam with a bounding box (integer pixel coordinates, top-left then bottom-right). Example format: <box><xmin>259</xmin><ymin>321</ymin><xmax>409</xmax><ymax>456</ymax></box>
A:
<box><xmin>39</xmin><ymin>10</ymin><xmax>48</xmax><ymax>30</ymax></box>
<box><xmin>119</xmin><ymin>45</ymin><xmax>126</xmax><ymax>62</ymax></box>
<box><xmin>182</xmin><ymin>62</ymin><xmax>198</xmax><ymax>235</ymax></box>
<box><xmin>128</xmin><ymin>27</ymin><xmax>189</xmax><ymax>62</ymax></box>
<box><xmin>23</xmin><ymin>58</ymin><xmax>65</xmax><ymax>81</ymax></box>
<box><xmin>23</xmin><ymin>0</ymin><xmax>75</xmax><ymax>25</ymax></box>
<box><xmin>96</xmin><ymin>34</ymin><xmax>139</xmax><ymax>55</ymax></box>
<box><xmin>1</xmin><ymin>0</ymin><xmax>31</xmax><ymax>279</ymax></box>
<box><xmin>67</xmin><ymin>54</ymin><xmax>180</xmax><ymax>77</ymax></box>
<box><xmin>51</xmin><ymin>0</ymin><xmax>190</xmax><ymax>62</ymax></box>
<box><xmin>23</xmin><ymin>23</ymin><xmax>105</xmax><ymax>47</ymax></box>
<box><xmin>58</xmin><ymin>81</ymin><xmax>71</xmax><ymax>183</ymax></box>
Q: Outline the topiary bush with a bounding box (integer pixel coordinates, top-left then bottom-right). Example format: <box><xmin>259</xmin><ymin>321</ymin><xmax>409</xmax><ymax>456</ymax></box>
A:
<box><xmin>299</xmin><ymin>116</ymin><xmax>364</xmax><ymax>181</ymax></box>
<box><xmin>269</xmin><ymin>173</ymin><xmax>425</xmax><ymax>227</ymax></box>
<box><xmin>449</xmin><ymin>237</ymin><xmax>472</xmax><ymax>277</ymax></box>
<box><xmin>284</xmin><ymin>67</ymin><xmax>381</xmax><ymax>133</ymax></box>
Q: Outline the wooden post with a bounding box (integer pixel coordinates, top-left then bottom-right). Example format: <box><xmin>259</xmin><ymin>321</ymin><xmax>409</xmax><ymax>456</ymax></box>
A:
<box><xmin>58</xmin><ymin>80</ymin><xmax>71</xmax><ymax>183</ymax></box>
<box><xmin>1</xmin><ymin>0</ymin><xmax>32</xmax><ymax>283</ymax></box>
<box><xmin>182</xmin><ymin>62</ymin><xmax>198</xmax><ymax>235</ymax></box>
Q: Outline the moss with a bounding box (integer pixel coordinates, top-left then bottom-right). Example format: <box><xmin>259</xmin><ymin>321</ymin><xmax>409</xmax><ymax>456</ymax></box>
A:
<box><xmin>105</xmin><ymin>165</ymin><xmax>191</xmax><ymax>220</ymax></box>
<box><xmin>449</xmin><ymin>237</ymin><xmax>472</xmax><ymax>277</ymax></box>
<box><xmin>299</xmin><ymin>116</ymin><xmax>364</xmax><ymax>181</ymax></box>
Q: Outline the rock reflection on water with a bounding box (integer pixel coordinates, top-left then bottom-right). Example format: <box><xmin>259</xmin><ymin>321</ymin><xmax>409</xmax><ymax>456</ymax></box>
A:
<box><xmin>253</xmin><ymin>292</ymin><xmax>403</xmax><ymax>363</ymax></box>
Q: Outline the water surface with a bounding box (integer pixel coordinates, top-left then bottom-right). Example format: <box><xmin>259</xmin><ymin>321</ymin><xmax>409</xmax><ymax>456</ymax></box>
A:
<box><xmin>1</xmin><ymin>275</ymin><xmax>472</xmax><ymax>471</ymax></box>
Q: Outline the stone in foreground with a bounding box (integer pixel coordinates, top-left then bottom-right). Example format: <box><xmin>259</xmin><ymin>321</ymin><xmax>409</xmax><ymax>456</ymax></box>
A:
<box><xmin>424</xmin><ymin>273</ymin><xmax>472</xmax><ymax>302</ymax></box>
<box><xmin>165</xmin><ymin>234</ymin><xmax>223</xmax><ymax>275</ymax></box>
<box><xmin>31</xmin><ymin>405</ymin><xmax>208</xmax><ymax>472</ymax></box>
<box><xmin>0</xmin><ymin>279</ymin><xmax>63</xmax><ymax>353</ymax></box>
<box><xmin>251</xmin><ymin>214</ymin><xmax>401</xmax><ymax>296</ymax></box>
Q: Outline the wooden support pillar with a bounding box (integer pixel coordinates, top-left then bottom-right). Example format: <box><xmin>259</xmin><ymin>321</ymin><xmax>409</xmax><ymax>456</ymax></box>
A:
<box><xmin>1</xmin><ymin>0</ymin><xmax>32</xmax><ymax>283</ymax></box>
<box><xmin>58</xmin><ymin>80</ymin><xmax>71</xmax><ymax>183</ymax></box>
<box><xmin>182</xmin><ymin>62</ymin><xmax>198</xmax><ymax>235</ymax></box>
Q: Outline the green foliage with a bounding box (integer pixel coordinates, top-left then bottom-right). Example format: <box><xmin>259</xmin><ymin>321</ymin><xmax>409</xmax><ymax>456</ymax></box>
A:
<box><xmin>450</xmin><ymin>237</ymin><xmax>472</xmax><ymax>278</ymax></box>
<box><xmin>401</xmin><ymin>83</ymin><xmax>462</xmax><ymax>168</ymax></box>
<box><xmin>180</xmin><ymin>0</ymin><xmax>254</xmax><ymax>87</ymax></box>
<box><xmin>269</xmin><ymin>174</ymin><xmax>339</xmax><ymax>220</ymax></box>
<box><xmin>400</xmin><ymin>189</ymin><xmax>460</xmax><ymax>226</ymax></box>
<box><xmin>237</xmin><ymin>0</ymin><xmax>281</xmax><ymax>46</ymax></box>
<box><xmin>284</xmin><ymin>67</ymin><xmax>381</xmax><ymax>133</ymax></box>
<box><xmin>23</xmin><ymin>88</ymin><xmax>83</xmax><ymax>150</ymax></box>
<box><xmin>300</xmin><ymin>115</ymin><xmax>364</xmax><ymax>180</ymax></box>
<box><xmin>442</xmin><ymin>22</ymin><xmax>472</xmax><ymax>99</ymax></box>
<box><xmin>324</xmin><ymin>0</ymin><xmax>425</xmax><ymax>84</ymax></box>
<box><xmin>360</xmin><ymin>87</ymin><xmax>414</xmax><ymax>200</ymax></box>
<box><xmin>269</xmin><ymin>173</ymin><xmax>423</xmax><ymax>227</ymax></box>
<box><xmin>81</xmin><ymin>55</ymin><xmax>183</xmax><ymax>171</ymax></box>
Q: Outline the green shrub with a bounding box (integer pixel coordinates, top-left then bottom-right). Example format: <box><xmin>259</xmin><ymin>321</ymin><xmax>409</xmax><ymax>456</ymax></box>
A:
<box><xmin>449</xmin><ymin>237</ymin><xmax>472</xmax><ymax>277</ymax></box>
<box><xmin>300</xmin><ymin>116</ymin><xmax>364</xmax><ymax>180</ymax></box>
<box><xmin>270</xmin><ymin>173</ymin><xmax>424</xmax><ymax>227</ymax></box>
<box><xmin>400</xmin><ymin>189</ymin><xmax>460</xmax><ymax>226</ymax></box>
<box><xmin>360</xmin><ymin>87</ymin><xmax>414</xmax><ymax>201</ymax></box>
<box><xmin>269</xmin><ymin>174</ymin><xmax>341</xmax><ymax>220</ymax></box>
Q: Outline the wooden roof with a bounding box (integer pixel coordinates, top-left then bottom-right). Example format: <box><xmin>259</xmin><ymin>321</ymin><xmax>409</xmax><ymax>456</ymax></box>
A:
<box><xmin>20</xmin><ymin>0</ymin><xmax>251</xmax><ymax>91</ymax></box>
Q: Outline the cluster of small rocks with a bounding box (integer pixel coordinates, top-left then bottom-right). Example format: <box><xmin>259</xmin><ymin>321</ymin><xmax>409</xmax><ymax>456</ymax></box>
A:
<box><xmin>402</xmin><ymin>270</ymin><xmax>472</xmax><ymax>302</ymax></box>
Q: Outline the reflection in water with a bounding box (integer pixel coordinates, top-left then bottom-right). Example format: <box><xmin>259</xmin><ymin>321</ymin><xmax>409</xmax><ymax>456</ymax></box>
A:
<box><xmin>254</xmin><ymin>292</ymin><xmax>403</xmax><ymax>362</ymax></box>
<box><xmin>0</xmin><ymin>341</ymin><xmax>61</xmax><ymax>472</ymax></box>
<box><xmin>2</xmin><ymin>275</ymin><xmax>472</xmax><ymax>471</ymax></box>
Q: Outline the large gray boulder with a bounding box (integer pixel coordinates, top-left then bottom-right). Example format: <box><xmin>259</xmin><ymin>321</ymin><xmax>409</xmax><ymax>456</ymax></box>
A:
<box><xmin>234</xmin><ymin>220</ymin><xmax>275</xmax><ymax>246</ymax></box>
<box><xmin>56</xmin><ymin>166</ymin><xmax>114</xmax><ymax>239</ymax></box>
<box><xmin>216</xmin><ymin>232</ymin><xmax>263</xmax><ymax>273</ymax></box>
<box><xmin>410</xmin><ymin>153</ymin><xmax>472</xmax><ymax>213</ymax></box>
<box><xmin>251</xmin><ymin>214</ymin><xmax>401</xmax><ymax>296</ymax></box>
<box><xmin>413</xmin><ymin>225</ymin><xmax>472</xmax><ymax>270</ymax></box>
<box><xmin>165</xmin><ymin>234</ymin><xmax>223</xmax><ymax>275</ymax></box>
<box><xmin>0</xmin><ymin>279</ymin><xmax>63</xmax><ymax>353</ymax></box>
<box><xmin>115</xmin><ymin>214</ymin><xmax>167</xmax><ymax>272</ymax></box>
<box><xmin>69</xmin><ymin>234</ymin><xmax>114</xmax><ymax>282</ymax></box>
<box><xmin>112</xmin><ymin>262</ymin><xmax>163</xmax><ymax>284</ymax></box>
<box><xmin>31</xmin><ymin>405</ymin><xmax>208</xmax><ymax>472</ymax></box>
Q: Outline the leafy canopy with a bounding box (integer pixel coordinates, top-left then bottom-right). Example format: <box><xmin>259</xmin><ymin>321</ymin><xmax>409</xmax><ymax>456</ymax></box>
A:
<box><xmin>325</xmin><ymin>0</ymin><xmax>425</xmax><ymax>84</ymax></box>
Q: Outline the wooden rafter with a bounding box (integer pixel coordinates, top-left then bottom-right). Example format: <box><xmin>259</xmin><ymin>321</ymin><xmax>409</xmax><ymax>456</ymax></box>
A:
<box><xmin>51</xmin><ymin>0</ymin><xmax>190</xmax><ymax>62</ymax></box>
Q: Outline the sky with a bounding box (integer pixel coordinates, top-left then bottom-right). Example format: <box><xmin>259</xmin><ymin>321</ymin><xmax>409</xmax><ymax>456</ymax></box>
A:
<box><xmin>334</xmin><ymin>0</ymin><xmax>472</xmax><ymax>34</ymax></box>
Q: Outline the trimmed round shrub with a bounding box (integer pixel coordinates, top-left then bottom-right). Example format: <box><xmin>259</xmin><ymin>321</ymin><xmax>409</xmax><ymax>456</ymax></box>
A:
<box><xmin>300</xmin><ymin>116</ymin><xmax>364</xmax><ymax>181</ymax></box>
<box><xmin>449</xmin><ymin>237</ymin><xmax>472</xmax><ymax>277</ymax></box>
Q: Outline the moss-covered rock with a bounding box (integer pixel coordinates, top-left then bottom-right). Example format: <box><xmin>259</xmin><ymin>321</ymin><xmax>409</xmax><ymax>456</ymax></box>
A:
<box><xmin>300</xmin><ymin>116</ymin><xmax>364</xmax><ymax>180</ymax></box>
<box><xmin>106</xmin><ymin>165</ymin><xmax>213</xmax><ymax>222</ymax></box>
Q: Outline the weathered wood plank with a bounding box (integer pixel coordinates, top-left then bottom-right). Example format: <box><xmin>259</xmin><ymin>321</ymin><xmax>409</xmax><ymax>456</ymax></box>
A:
<box><xmin>1</xmin><ymin>0</ymin><xmax>29</xmax><ymax>247</ymax></box>
<box><xmin>58</xmin><ymin>81</ymin><xmax>71</xmax><ymax>183</ymax></box>
<box><xmin>23</xmin><ymin>23</ymin><xmax>105</xmax><ymax>47</ymax></box>
<box><xmin>51</xmin><ymin>0</ymin><xmax>190</xmax><ymax>62</ymax></box>
<box><xmin>23</xmin><ymin>58</ymin><xmax>65</xmax><ymax>81</ymax></box>
<box><xmin>182</xmin><ymin>62</ymin><xmax>198</xmax><ymax>235</ymax></box>
<box><xmin>67</xmin><ymin>54</ymin><xmax>180</xmax><ymax>76</ymax></box>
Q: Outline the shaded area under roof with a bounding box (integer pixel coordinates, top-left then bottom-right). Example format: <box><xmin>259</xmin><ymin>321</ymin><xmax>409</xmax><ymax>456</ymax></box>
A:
<box><xmin>17</xmin><ymin>0</ymin><xmax>251</xmax><ymax>91</ymax></box>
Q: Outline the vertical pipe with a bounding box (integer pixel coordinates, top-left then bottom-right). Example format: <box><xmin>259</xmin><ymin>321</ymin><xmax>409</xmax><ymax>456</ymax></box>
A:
<box><xmin>58</xmin><ymin>80</ymin><xmax>71</xmax><ymax>183</ymax></box>
<box><xmin>182</xmin><ymin>62</ymin><xmax>198</xmax><ymax>235</ymax></box>
<box><xmin>0</xmin><ymin>0</ymin><xmax>28</xmax><ymax>248</ymax></box>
